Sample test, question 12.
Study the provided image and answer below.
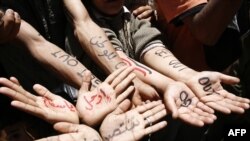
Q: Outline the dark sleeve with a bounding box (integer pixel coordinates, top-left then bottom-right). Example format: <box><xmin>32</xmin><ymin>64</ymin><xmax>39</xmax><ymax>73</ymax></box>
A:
<box><xmin>131</xmin><ymin>17</ymin><xmax>164</xmax><ymax>60</ymax></box>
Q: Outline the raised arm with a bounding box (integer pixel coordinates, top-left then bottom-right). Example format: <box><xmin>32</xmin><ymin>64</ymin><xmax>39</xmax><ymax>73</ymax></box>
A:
<box><xmin>184</xmin><ymin>0</ymin><xmax>242</xmax><ymax>45</ymax></box>
<box><xmin>13</xmin><ymin>20</ymin><xmax>101</xmax><ymax>89</ymax></box>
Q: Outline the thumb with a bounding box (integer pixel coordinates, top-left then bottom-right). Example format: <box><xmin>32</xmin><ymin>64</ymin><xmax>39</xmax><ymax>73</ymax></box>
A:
<box><xmin>113</xmin><ymin>99</ymin><xmax>131</xmax><ymax>115</ymax></box>
<box><xmin>164</xmin><ymin>94</ymin><xmax>178</xmax><ymax>119</ymax></box>
<box><xmin>79</xmin><ymin>70</ymin><xmax>92</xmax><ymax>93</ymax></box>
<box><xmin>53</xmin><ymin>122</ymin><xmax>79</xmax><ymax>133</ymax></box>
<box><xmin>218</xmin><ymin>72</ymin><xmax>240</xmax><ymax>85</ymax></box>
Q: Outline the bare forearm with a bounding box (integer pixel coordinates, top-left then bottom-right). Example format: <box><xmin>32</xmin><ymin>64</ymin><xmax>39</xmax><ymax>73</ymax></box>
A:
<box><xmin>64</xmin><ymin>0</ymin><xmax>126</xmax><ymax>73</ymax></box>
<box><xmin>116</xmin><ymin>51</ymin><xmax>174</xmax><ymax>93</ymax></box>
<box><xmin>142</xmin><ymin>46</ymin><xmax>198</xmax><ymax>83</ymax></box>
<box><xmin>185</xmin><ymin>0</ymin><xmax>242</xmax><ymax>45</ymax></box>
<box><xmin>14</xmin><ymin>20</ymin><xmax>101</xmax><ymax>88</ymax></box>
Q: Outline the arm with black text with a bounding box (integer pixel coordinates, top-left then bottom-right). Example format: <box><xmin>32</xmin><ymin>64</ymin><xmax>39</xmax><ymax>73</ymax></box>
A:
<box><xmin>63</xmin><ymin>0</ymin><xmax>125</xmax><ymax>73</ymax></box>
<box><xmin>13</xmin><ymin>20</ymin><xmax>101</xmax><ymax>89</ymax></box>
<box><xmin>116</xmin><ymin>51</ymin><xmax>216</xmax><ymax>126</ymax></box>
<box><xmin>142</xmin><ymin>46</ymin><xmax>250</xmax><ymax>114</ymax></box>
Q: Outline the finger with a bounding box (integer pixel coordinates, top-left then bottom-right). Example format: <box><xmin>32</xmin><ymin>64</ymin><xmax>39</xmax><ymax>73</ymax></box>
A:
<box><xmin>54</xmin><ymin>122</ymin><xmax>80</xmax><ymax>133</ymax></box>
<box><xmin>8</xmin><ymin>12</ymin><xmax>21</xmax><ymax>40</ymax></box>
<box><xmin>146</xmin><ymin>109</ymin><xmax>167</xmax><ymax>126</ymax></box>
<box><xmin>116</xmin><ymin>86</ymin><xmax>134</xmax><ymax>104</ymax></box>
<box><xmin>79</xmin><ymin>70</ymin><xmax>92</xmax><ymax>93</ymax></box>
<box><xmin>218</xmin><ymin>73</ymin><xmax>240</xmax><ymax>85</ymax></box>
<box><xmin>1</xmin><ymin>9</ymin><xmax>15</xmax><ymax>36</ymax></box>
<box><xmin>221</xmin><ymin>99</ymin><xmax>245</xmax><ymax>114</ymax></box>
<box><xmin>205</xmin><ymin>101</ymin><xmax>231</xmax><ymax>114</ymax></box>
<box><xmin>137</xmin><ymin>9</ymin><xmax>153</xmax><ymax>19</ymax></box>
<box><xmin>142</xmin><ymin>103</ymin><xmax>165</xmax><ymax>118</ymax></box>
<box><xmin>196</xmin><ymin>101</ymin><xmax>215</xmax><ymax>114</ymax></box>
<box><xmin>9</xmin><ymin>76</ymin><xmax>20</xmax><ymax>85</ymax></box>
<box><xmin>104</xmin><ymin>66</ymin><xmax>127</xmax><ymax>84</ymax></box>
<box><xmin>113</xmin><ymin>99</ymin><xmax>131</xmax><ymax>114</ymax></box>
<box><xmin>0</xmin><ymin>87</ymin><xmax>37</xmax><ymax>106</ymax></box>
<box><xmin>136</xmin><ymin>100</ymin><xmax>162</xmax><ymax>113</ymax></box>
<box><xmin>11</xmin><ymin>100</ymin><xmax>44</xmax><ymax>118</ymax></box>
<box><xmin>110</xmin><ymin>67</ymin><xmax>134</xmax><ymax>88</ymax></box>
<box><xmin>144</xmin><ymin>121</ymin><xmax>167</xmax><ymax>135</ymax></box>
<box><xmin>132</xmin><ymin>5</ymin><xmax>151</xmax><ymax>16</ymax></box>
<box><xmin>164</xmin><ymin>95</ymin><xmax>178</xmax><ymax>118</ymax></box>
<box><xmin>224</xmin><ymin>96</ymin><xmax>250</xmax><ymax>109</ymax></box>
<box><xmin>179</xmin><ymin>113</ymin><xmax>204</xmax><ymax>127</ymax></box>
<box><xmin>224</xmin><ymin>91</ymin><xmax>250</xmax><ymax>104</ymax></box>
<box><xmin>114</xmin><ymin>73</ymin><xmax>136</xmax><ymax>94</ymax></box>
<box><xmin>193</xmin><ymin>107</ymin><xmax>215</xmax><ymax>124</ymax></box>
<box><xmin>0</xmin><ymin>77</ymin><xmax>37</xmax><ymax>100</ymax></box>
<box><xmin>33</xmin><ymin>84</ymin><xmax>56</xmax><ymax>100</ymax></box>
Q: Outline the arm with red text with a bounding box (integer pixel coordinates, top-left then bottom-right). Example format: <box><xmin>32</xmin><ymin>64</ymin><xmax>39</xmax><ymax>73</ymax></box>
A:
<box><xmin>116</xmin><ymin>51</ymin><xmax>216</xmax><ymax>127</ymax></box>
<box><xmin>63</xmin><ymin>0</ymin><xmax>159</xmax><ymax>104</ymax></box>
<box><xmin>0</xmin><ymin>77</ymin><xmax>79</xmax><ymax>124</ymax></box>
<box><xmin>76</xmin><ymin>67</ymin><xmax>136</xmax><ymax>126</ymax></box>
<box><xmin>142</xmin><ymin>46</ymin><xmax>250</xmax><ymax>114</ymax></box>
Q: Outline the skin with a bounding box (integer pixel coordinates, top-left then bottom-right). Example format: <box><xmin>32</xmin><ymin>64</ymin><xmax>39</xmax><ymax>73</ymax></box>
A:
<box><xmin>35</xmin><ymin>122</ymin><xmax>103</xmax><ymax>141</ymax></box>
<box><xmin>0</xmin><ymin>9</ymin><xmax>21</xmax><ymax>43</ymax></box>
<box><xmin>0</xmin><ymin>67</ymin><xmax>137</xmax><ymax>126</ymax></box>
<box><xmin>100</xmin><ymin>99</ymin><xmax>167</xmax><ymax>141</ymax></box>
<box><xmin>84</xmin><ymin>0</ymin><xmax>250</xmax><ymax>115</ymax></box>
<box><xmin>63</xmin><ymin>0</ymin><xmax>160</xmax><ymax>105</ymax></box>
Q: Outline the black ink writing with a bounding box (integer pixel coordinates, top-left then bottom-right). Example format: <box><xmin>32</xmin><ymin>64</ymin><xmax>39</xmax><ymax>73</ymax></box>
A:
<box><xmin>90</xmin><ymin>36</ymin><xmax>108</xmax><ymax>48</ymax></box>
<box><xmin>180</xmin><ymin>91</ymin><xmax>192</xmax><ymax>107</ymax></box>
<box><xmin>103</xmin><ymin>117</ymin><xmax>140</xmax><ymax>141</ymax></box>
<box><xmin>198</xmin><ymin>77</ymin><xmax>220</xmax><ymax>95</ymax></box>
<box><xmin>155</xmin><ymin>49</ymin><xmax>172</xmax><ymax>58</ymax></box>
<box><xmin>98</xmin><ymin>50</ymin><xmax>117</xmax><ymax>60</ymax></box>
<box><xmin>169</xmin><ymin>60</ymin><xmax>187</xmax><ymax>71</ymax></box>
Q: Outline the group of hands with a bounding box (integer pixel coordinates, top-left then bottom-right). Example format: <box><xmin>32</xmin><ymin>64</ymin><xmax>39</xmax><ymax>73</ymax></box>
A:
<box><xmin>1</xmin><ymin>7</ymin><xmax>250</xmax><ymax>141</ymax></box>
<box><xmin>0</xmin><ymin>66</ymin><xmax>250</xmax><ymax>141</ymax></box>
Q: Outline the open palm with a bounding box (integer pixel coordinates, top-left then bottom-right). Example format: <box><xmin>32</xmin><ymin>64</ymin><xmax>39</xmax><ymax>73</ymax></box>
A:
<box><xmin>164</xmin><ymin>82</ymin><xmax>216</xmax><ymax>127</ymax></box>
<box><xmin>0</xmin><ymin>77</ymin><xmax>79</xmax><ymax>124</ymax></box>
<box><xmin>185</xmin><ymin>71</ymin><xmax>250</xmax><ymax>114</ymax></box>
<box><xmin>100</xmin><ymin>100</ymin><xmax>167</xmax><ymax>141</ymax></box>
<box><xmin>76</xmin><ymin>67</ymin><xmax>136</xmax><ymax>126</ymax></box>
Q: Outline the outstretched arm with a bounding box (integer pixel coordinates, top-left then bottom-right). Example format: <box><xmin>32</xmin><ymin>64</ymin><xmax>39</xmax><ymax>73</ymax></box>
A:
<box><xmin>63</xmin><ymin>0</ymin><xmax>125</xmax><ymax>73</ymax></box>
<box><xmin>142</xmin><ymin>46</ymin><xmax>250</xmax><ymax>114</ymax></box>
<box><xmin>13</xmin><ymin>20</ymin><xmax>101</xmax><ymax>89</ymax></box>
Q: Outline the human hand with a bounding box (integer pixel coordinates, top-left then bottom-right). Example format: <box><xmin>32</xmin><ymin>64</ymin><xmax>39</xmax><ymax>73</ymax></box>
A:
<box><xmin>132</xmin><ymin>78</ymin><xmax>160</xmax><ymax>105</ymax></box>
<box><xmin>0</xmin><ymin>9</ymin><xmax>21</xmax><ymax>43</ymax></box>
<box><xmin>185</xmin><ymin>71</ymin><xmax>250</xmax><ymax>114</ymax></box>
<box><xmin>163</xmin><ymin>82</ymin><xmax>216</xmax><ymax>127</ymax></box>
<box><xmin>76</xmin><ymin>67</ymin><xmax>136</xmax><ymax>126</ymax></box>
<box><xmin>0</xmin><ymin>77</ymin><xmax>79</xmax><ymax>124</ymax></box>
<box><xmin>132</xmin><ymin>5</ymin><xmax>154</xmax><ymax>20</ymax></box>
<box><xmin>100</xmin><ymin>100</ymin><xmax>167</xmax><ymax>141</ymax></box>
<box><xmin>35</xmin><ymin>122</ymin><xmax>102</xmax><ymax>141</ymax></box>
